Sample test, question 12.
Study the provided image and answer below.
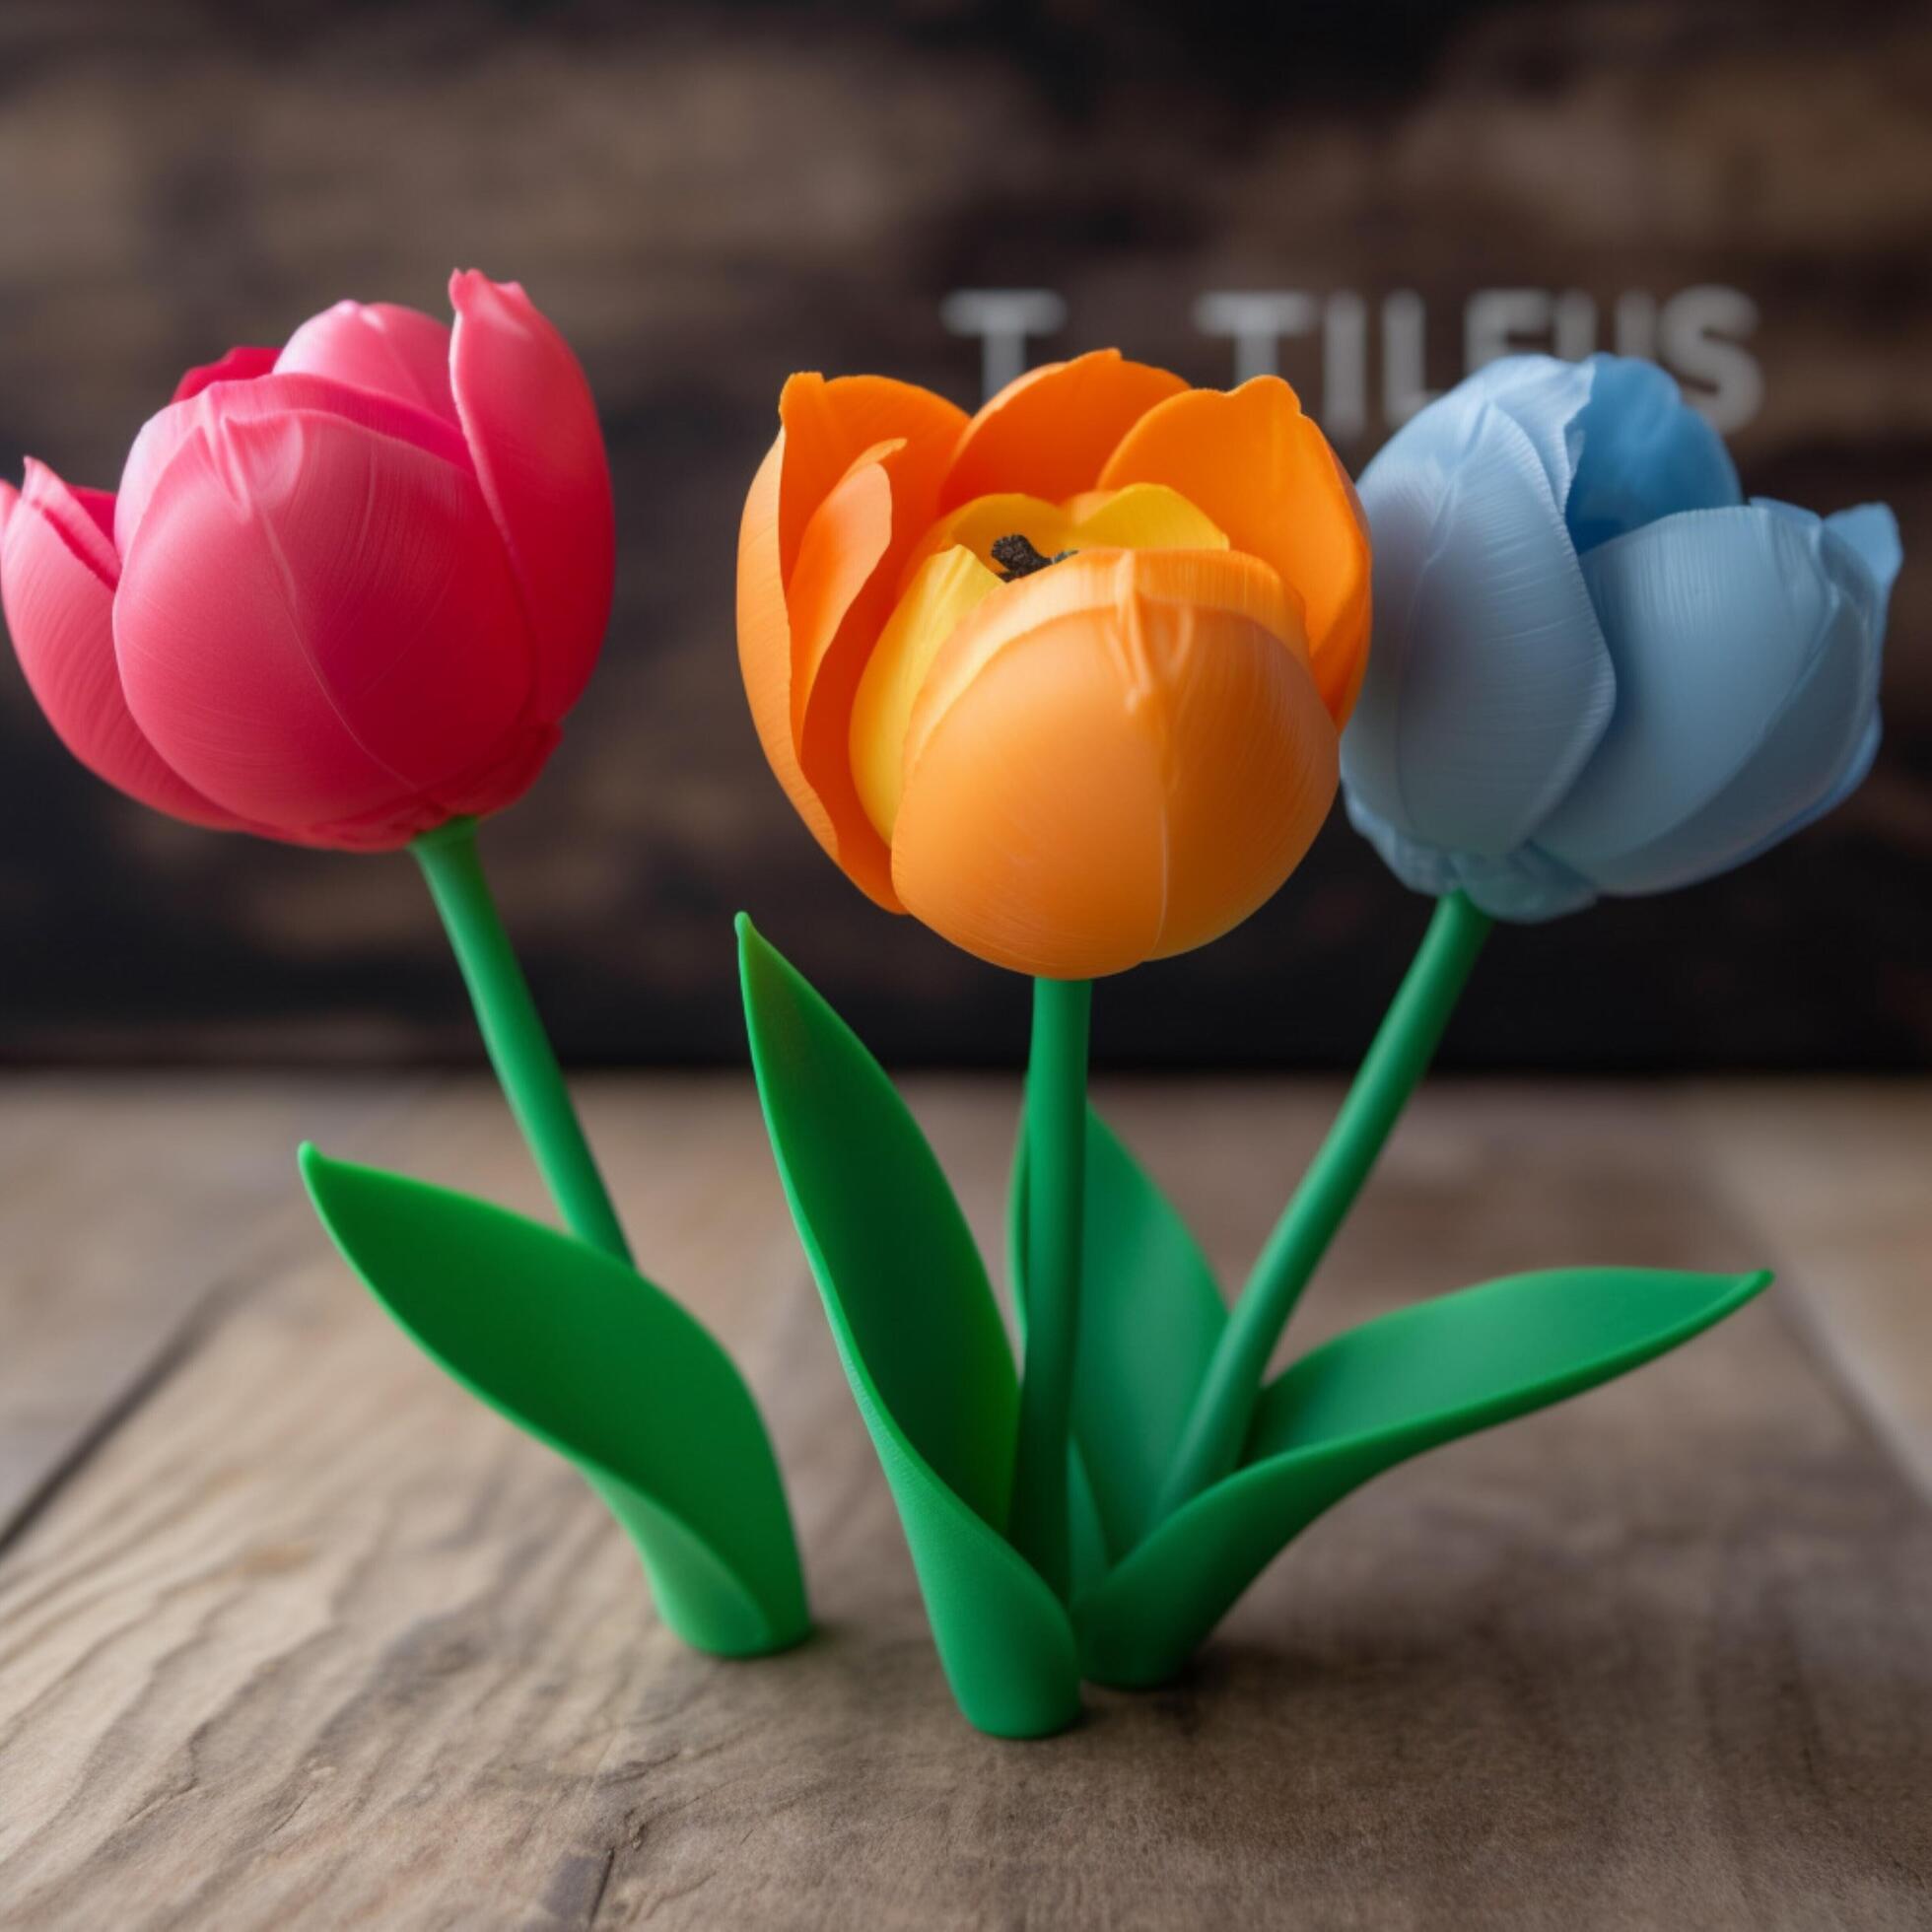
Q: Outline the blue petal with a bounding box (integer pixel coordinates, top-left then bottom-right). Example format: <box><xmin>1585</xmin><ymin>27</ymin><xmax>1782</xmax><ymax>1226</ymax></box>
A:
<box><xmin>1754</xmin><ymin>495</ymin><xmax>1901</xmax><ymax>594</ymax></box>
<box><xmin>1590</xmin><ymin>673</ymin><xmax>1880</xmax><ymax>898</ymax></box>
<box><xmin>1344</xmin><ymin>792</ymin><xmax>1598</xmax><ymax>923</ymax></box>
<box><xmin>1346</xmin><ymin>395</ymin><xmax>1615</xmax><ymax>859</ymax></box>
<box><xmin>1564</xmin><ymin>357</ymin><xmax>1740</xmax><ymax>553</ymax></box>
<box><xmin>1454</xmin><ymin>355</ymin><xmax>1594</xmax><ymax>509</ymax></box>
<box><xmin>1456</xmin><ymin>353</ymin><xmax>1740</xmax><ymax>553</ymax></box>
<box><xmin>1823</xmin><ymin>502</ymin><xmax>1902</xmax><ymax>610</ymax></box>
<box><xmin>1583</xmin><ymin>505</ymin><xmax>1895</xmax><ymax>896</ymax></box>
<box><xmin>1538</xmin><ymin>504</ymin><xmax>1888</xmax><ymax>892</ymax></box>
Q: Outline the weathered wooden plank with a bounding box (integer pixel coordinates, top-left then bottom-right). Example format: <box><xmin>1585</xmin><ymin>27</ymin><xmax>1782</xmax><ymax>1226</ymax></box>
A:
<box><xmin>1686</xmin><ymin>1081</ymin><xmax>1932</xmax><ymax>1497</ymax></box>
<box><xmin>0</xmin><ymin>1076</ymin><xmax>404</xmax><ymax>1546</ymax></box>
<box><xmin>0</xmin><ymin>1078</ymin><xmax>1927</xmax><ymax>1929</ymax></box>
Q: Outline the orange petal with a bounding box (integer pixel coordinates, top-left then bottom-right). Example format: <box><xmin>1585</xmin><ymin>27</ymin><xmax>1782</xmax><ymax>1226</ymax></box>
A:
<box><xmin>758</xmin><ymin>377</ymin><xmax>971</xmax><ymax>913</ymax></box>
<box><xmin>783</xmin><ymin>444</ymin><xmax>905</xmax><ymax>909</ymax></box>
<box><xmin>778</xmin><ymin>373</ymin><xmax>968</xmax><ymax>586</ymax></box>
<box><xmin>788</xmin><ymin>440</ymin><xmax>901</xmax><ymax>738</ymax></box>
<box><xmin>908</xmin><ymin>545</ymin><xmax>1306</xmax><ymax>757</ymax></box>
<box><xmin>938</xmin><ymin>351</ymin><xmax>1188</xmax><ymax>513</ymax></box>
<box><xmin>738</xmin><ymin>433</ymin><xmax>840</xmax><ymax>865</ymax></box>
<box><xmin>891</xmin><ymin>549</ymin><xmax>1336</xmax><ymax>977</ymax></box>
<box><xmin>1098</xmin><ymin>377</ymin><xmax>1371</xmax><ymax>724</ymax></box>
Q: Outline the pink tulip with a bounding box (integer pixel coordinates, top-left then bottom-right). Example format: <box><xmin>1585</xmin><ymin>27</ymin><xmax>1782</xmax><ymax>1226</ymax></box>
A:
<box><xmin>0</xmin><ymin>272</ymin><xmax>613</xmax><ymax>850</ymax></box>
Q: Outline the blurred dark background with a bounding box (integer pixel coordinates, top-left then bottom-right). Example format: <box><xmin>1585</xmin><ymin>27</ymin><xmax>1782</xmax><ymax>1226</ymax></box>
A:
<box><xmin>0</xmin><ymin>0</ymin><xmax>1924</xmax><ymax>1071</ymax></box>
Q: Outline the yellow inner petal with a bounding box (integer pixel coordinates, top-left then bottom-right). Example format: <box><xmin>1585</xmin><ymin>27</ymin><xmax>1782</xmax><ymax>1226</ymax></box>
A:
<box><xmin>856</xmin><ymin>482</ymin><xmax>1232</xmax><ymax>842</ymax></box>
<box><xmin>1068</xmin><ymin>481</ymin><xmax>1228</xmax><ymax>552</ymax></box>
<box><xmin>852</xmin><ymin>546</ymin><xmax>1003</xmax><ymax>842</ymax></box>
<box><xmin>895</xmin><ymin>482</ymin><xmax>1228</xmax><ymax>592</ymax></box>
<box><xmin>1060</xmin><ymin>489</ymin><xmax>1114</xmax><ymax>523</ymax></box>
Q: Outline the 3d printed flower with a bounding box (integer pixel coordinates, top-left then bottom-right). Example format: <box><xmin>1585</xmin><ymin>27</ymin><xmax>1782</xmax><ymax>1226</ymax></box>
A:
<box><xmin>1150</xmin><ymin>356</ymin><xmax>1901</xmax><ymax>1526</ymax></box>
<box><xmin>737</xmin><ymin>353</ymin><xmax>1371</xmax><ymax>977</ymax></box>
<box><xmin>1342</xmin><ymin>353</ymin><xmax>1900</xmax><ymax>920</ymax></box>
<box><xmin>0</xmin><ymin>272</ymin><xmax>612</xmax><ymax>850</ymax></box>
<box><xmin>2</xmin><ymin>280</ymin><xmax>808</xmax><ymax>1660</ymax></box>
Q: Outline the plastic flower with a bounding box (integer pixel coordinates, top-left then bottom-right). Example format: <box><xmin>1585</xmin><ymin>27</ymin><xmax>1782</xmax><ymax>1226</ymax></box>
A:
<box><xmin>1342</xmin><ymin>354</ymin><xmax>1899</xmax><ymax>920</ymax></box>
<box><xmin>0</xmin><ymin>272</ymin><xmax>612</xmax><ymax>851</ymax></box>
<box><xmin>736</xmin><ymin>352</ymin><xmax>1371</xmax><ymax>978</ymax></box>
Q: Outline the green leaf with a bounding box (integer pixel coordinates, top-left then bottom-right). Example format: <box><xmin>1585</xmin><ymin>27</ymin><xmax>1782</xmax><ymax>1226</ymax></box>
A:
<box><xmin>301</xmin><ymin>1147</ymin><xmax>807</xmax><ymax>1658</ymax></box>
<box><xmin>738</xmin><ymin>916</ymin><xmax>1078</xmax><ymax>1739</ymax></box>
<box><xmin>1010</xmin><ymin>1108</ymin><xmax>1228</xmax><ymax>1560</ymax></box>
<box><xmin>1073</xmin><ymin>1264</ymin><xmax>1771</xmax><ymax>1688</ymax></box>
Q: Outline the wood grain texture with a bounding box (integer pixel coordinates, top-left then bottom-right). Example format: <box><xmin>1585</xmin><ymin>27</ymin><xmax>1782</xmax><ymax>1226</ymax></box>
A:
<box><xmin>1687</xmin><ymin>1082</ymin><xmax>1932</xmax><ymax>1499</ymax></box>
<box><xmin>0</xmin><ymin>1076</ymin><xmax>401</xmax><ymax>1545</ymax></box>
<box><xmin>0</xmin><ymin>1076</ymin><xmax>1927</xmax><ymax>1928</ymax></box>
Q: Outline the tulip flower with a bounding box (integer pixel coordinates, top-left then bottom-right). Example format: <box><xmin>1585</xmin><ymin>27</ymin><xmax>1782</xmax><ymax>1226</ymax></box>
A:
<box><xmin>1</xmin><ymin>271</ymin><xmax>611</xmax><ymax>851</ymax></box>
<box><xmin>1341</xmin><ymin>353</ymin><xmax>1898</xmax><ymax>921</ymax></box>
<box><xmin>737</xmin><ymin>351</ymin><xmax>1369</xmax><ymax>1602</ymax></box>
<box><xmin>736</xmin><ymin>351</ymin><xmax>1370</xmax><ymax>981</ymax></box>
<box><xmin>1152</xmin><ymin>354</ymin><xmax>1900</xmax><ymax>1520</ymax></box>
<box><xmin>1</xmin><ymin>269</ymin><xmax>626</xmax><ymax>1246</ymax></box>
<box><xmin>2</xmin><ymin>279</ymin><xmax>808</xmax><ymax>1656</ymax></box>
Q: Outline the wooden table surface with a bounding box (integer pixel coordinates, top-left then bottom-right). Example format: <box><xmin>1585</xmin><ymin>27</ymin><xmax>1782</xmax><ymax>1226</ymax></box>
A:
<box><xmin>0</xmin><ymin>1074</ymin><xmax>1926</xmax><ymax>1929</ymax></box>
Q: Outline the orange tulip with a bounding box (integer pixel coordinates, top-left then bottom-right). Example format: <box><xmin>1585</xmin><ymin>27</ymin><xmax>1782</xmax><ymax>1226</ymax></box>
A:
<box><xmin>736</xmin><ymin>351</ymin><xmax>1370</xmax><ymax>978</ymax></box>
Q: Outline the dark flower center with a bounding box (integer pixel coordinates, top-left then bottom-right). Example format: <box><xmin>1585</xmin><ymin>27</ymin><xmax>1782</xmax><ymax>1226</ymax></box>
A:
<box><xmin>991</xmin><ymin>533</ymin><xmax>1077</xmax><ymax>581</ymax></box>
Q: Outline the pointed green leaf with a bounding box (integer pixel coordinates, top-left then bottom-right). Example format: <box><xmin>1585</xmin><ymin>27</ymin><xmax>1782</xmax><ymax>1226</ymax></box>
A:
<box><xmin>1010</xmin><ymin>1108</ymin><xmax>1228</xmax><ymax>1558</ymax></box>
<box><xmin>738</xmin><ymin>917</ymin><xmax>1078</xmax><ymax>1738</ymax></box>
<box><xmin>301</xmin><ymin>1147</ymin><xmax>807</xmax><ymax>1658</ymax></box>
<box><xmin>1074</xmin><ymin>1265</ymin><xmax>1771</xmax><ymax>1687</ymax></box>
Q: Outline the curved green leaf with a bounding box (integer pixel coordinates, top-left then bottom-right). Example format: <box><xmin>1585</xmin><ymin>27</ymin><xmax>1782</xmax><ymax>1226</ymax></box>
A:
<box><xmin>301</xmin><ymin>1146</ymin><xmax>807</xmax><ymax>1658</ymax></box>
<box><xmin>1074</xmin><ymin>1265</ymin><xmax>1771</xmax><ymax>1688</ymax></box>
<box><xmin>738</xmin><ymin>917</ymin><xmax>1078</xmax><ymax>1739</ymax></box>
<box><xmin>1011</xmin><ymin>1108</ymin><xmax>1228</xmax><ymax>1560</ymax></box>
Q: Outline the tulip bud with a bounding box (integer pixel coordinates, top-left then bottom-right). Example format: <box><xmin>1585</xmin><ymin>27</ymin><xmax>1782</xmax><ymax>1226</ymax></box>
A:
<box><xmin>2</xmin><ymin>272</ymin><xmax>613</xmax><ymax>850</ymax></box>
<box><xmin>737</xmin><ymin>352</ymin><xmax>1372</xmax><ymax>978</ymax></box>
<box><xmin>1343</xmin><ymin>354</ymin><xmax>1899</xmax><ymax>920</ymax></box>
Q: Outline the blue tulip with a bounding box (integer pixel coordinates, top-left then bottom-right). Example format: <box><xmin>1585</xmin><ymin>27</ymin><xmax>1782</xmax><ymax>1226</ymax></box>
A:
<box><xmin>1341</xmin><ymin>354</ymin><xmax>1900</xmax><ymax>921</ymax></box>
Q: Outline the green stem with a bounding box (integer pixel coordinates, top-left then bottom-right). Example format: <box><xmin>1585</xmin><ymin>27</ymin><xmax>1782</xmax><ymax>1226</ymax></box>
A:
<box><xmin>1006</xmin><ymin>975</ymin><xmax>1093</xmax><ymax>1601</ymax></box>
<box><xmin>410</xmin><ymin>816</ymin><xmax>632</xmax><ymax>1267</ymax></box>
<box><xmin>1150</xmin><ymin>890</ymin><xmax>1492</xmax><ymax>1522</ymax></box>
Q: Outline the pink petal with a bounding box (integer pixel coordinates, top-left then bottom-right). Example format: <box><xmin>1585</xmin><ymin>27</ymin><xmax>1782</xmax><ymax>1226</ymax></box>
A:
<box><xmin>448</xmin><ymin>270</ymin><xmax>613</xmax><ymax>719</ymax></box>
<box><xmin>173</xmin><ymin>345</ymin><xmax>279</xmax><ymax>404</ymax></box>
<box><xmin>293</xmin><ymin>718</ymin><xmax>563</xmax><ymax>851</ymax></box>
<box><xmin>68</xmin><ymin>482</ymin><xmax>120</xmax><ymax>556</ymax></box>
<box><xmin>1</xmin><ymin>464</ymin><xmax>249</xmax><ymax>830</ymax></box>
<box><xmin>113</xmin><ymin>408</ymin><xmax>538</xmax><ymax>838</ymax></box>
<box><xmin>18</xmin><ymin>459</ymin><xmax>120</xmax><ymax>586</ymax></box>
<box><xmin>275</xmin><ymin>301</ymin><xmax>458</xmax><ymax>425</ymax></box>
<box><xmin>116</xmin><ymin>371</ymin><xmax>471</xmax><ymax>559</ymax></box>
